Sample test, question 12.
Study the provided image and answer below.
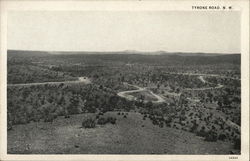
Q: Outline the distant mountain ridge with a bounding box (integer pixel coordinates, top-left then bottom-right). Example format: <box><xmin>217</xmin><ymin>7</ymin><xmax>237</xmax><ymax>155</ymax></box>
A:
<box><xmin>7</xmin><ymin>49</ymin><xmax>240</xmax><ymax>66</ymax></box>
<box><xmin>7</xmin><ymin>49</ymin><xmax>240</xmax><ymax>56</ymax></box>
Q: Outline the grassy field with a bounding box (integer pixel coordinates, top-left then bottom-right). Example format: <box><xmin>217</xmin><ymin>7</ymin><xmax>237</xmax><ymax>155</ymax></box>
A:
<box><xmin>8</xmin><ymin>111</ymin><xmax>235</xmax><ymax>154</ymax></box>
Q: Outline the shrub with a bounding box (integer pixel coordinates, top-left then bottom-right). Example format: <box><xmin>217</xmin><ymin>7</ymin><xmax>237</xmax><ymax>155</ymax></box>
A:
<box><xmin>82</xmin><ymin>118</ymin><xmax>96</xmax><ymax>128</ymax></box>
<box><xmin>53</xmin><ymin>114</ymin><xmax>57</xmax><ymax>119</ymax></box>
<box><xmin>190</xmin><ymin>123</ymin><xmax>198</xmax><ymax>133</ymax></box>
<box><xmin>204</xmin><ymin>130</ymin><xmax>217</xmax><ymax>142</ymax></box>
<box><xmin>233</xmin><ymin>138</ymin><xmax>241</xmax><ymax>150</ymax></box>
<box><xmin>159</xmin><ymin>122</ymin><xmax>164</xmax><ymax>128</ymax></box>
<box><xmin>152</xmin><ymin>119</ymin><xmax>158</xmax><ymax>125</ymax></box>
<box><xmin>164</xmin><ymin>117</ymin><xmax>172</xmax><ymax>124</ymax></box>
<box><xmin>108</xmin><ymin>117</ymin><xmax>117</xmax><ymax>124</ymax></box>
<box><xmin>97</xmin><ymin>117</ymin><xmax>108</xmax><ymax>125</ymax></box>
<box><xmin>197</xmin><ymin>129</ymin><xmax>207</xmax><ymax>137</ymax></box>
<box><xmin>123</xmin><ymin>115</ymin><xmax>127</xmax><ymax>118</ymax></box>
<box><xmin>218</xmin><ymin>134</ymin><xmax>227</xmax><ymax>141</ymax></box>
<box><xmin>97</xmin><ymin>117</ymin><xmax>116</xmax><ymax>125</ymax></box>
<box><xmin>64</xmin><ymin>115</ymin><xmax>70</xmax><ymax>118</ymax></box>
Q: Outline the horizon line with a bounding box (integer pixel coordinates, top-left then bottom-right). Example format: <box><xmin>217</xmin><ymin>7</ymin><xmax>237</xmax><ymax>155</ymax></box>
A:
<box><xmin>7</xmin><ymin>49</ymin><xmax>241</xmax><ymax>55</ymax></box>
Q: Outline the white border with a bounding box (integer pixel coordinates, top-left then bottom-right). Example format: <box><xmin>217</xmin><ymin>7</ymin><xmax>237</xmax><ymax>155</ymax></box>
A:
<box><xmin>0</xmin><ymin>1</ymin><xmax>249</xmax><ymax>161</ymax></box>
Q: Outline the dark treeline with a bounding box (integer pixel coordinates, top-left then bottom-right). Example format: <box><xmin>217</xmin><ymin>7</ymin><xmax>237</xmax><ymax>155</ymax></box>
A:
<box><xmin>8</xmin><ymin>50</ymin><xmax>240</xmax><ymax>66</ymax></box>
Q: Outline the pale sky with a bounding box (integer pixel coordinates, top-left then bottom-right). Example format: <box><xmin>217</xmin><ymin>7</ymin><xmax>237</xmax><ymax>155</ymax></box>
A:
<box><xmin>8</xmin><ymin>11</ymin><xmax>240</xmax><ymax>53</ymax></box>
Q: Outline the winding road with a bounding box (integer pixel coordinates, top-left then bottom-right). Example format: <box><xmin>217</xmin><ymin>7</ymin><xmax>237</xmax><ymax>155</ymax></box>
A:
<box><xmin>117</xmin><ymin>83</ymin><xmax>165</xmax><ymax>103</ymax></box>
<box><xmin>7</xmin><ymin>77</ymin><xmax>91</xmax><ymax>87</ymax></box>
<box><xmin>117</xmin><ymin>75</ymin><xmax>240</xmax><ymax>131</ymax></box>
<box><xmin>165</xmin><ymin>72</ymin><xmax>241</xmax><ymax>81</ymax></box>
<box><xmin>117</xmin><ymin>74</ymin><xmax>224</xmax><ymax>104</ymax></box>
<box><xmin>8</xmin><ymin>73</ymin><xmax>240</xmax><ymax>131</ymax></box>
<box><xmin>183</xmin><ymin>75</ymin><xmax>224</xmax><ymax>91</ymax></box>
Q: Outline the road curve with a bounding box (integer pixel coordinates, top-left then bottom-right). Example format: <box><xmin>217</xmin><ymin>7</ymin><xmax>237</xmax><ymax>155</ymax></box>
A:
<box><xmin>117</xmin><ymin>75</ymin><xmax>224</xmax><ymax>103</ymax></box>
<box><xmin>117</xmin><ymin>83</ymin><xmax>165</xmax><ymax>103</ymax></box>
<box><xmin>183</xmin><ymin>75</ymin><xmax>224</xmax><ymax>91</ymax></box>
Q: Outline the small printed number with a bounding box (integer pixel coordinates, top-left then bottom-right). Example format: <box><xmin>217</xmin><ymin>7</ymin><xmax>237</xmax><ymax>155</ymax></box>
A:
<box><xmin>229</xmin><ymin>156</ymin><xmax>238</xmax><ymax>159</ymax></box>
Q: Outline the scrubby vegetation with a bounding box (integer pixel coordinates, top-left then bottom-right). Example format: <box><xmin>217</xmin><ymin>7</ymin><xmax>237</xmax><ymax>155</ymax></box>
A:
<box><xmin>7</xmin><ymin>50</ymin><xmax>241</xmax><ymax>153</ymax></box>
<box><xmin>97</xmin><ymin>116</ymin><xmax>117</xmax><ymax>125</ymax></box>
<box><xmin>82</xmin><ymin>118</ymin><xmax>96</xmax><ymax>128</ymax></box>
<box><xmin>7</xmin><ymin>83</ymin><xmax>134</xmax><ymax>125</ymax></box>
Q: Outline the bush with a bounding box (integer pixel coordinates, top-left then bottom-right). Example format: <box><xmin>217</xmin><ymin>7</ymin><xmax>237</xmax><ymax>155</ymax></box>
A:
<box><xmin>197</xmin><ymin>128</ymin><xmax>207</xmax><ymax>137</ymax></box>
<box><xmin>233</xmin><ymin>138</ymin><xmax>241</xmax><ymax>150</ymax></box>
<box><xmin>218</xmin><ymin>134</ymin><xmax>227</xmax><ymax>141</ymax></box>
<box><xmin>204</xmin><ymin>130</ymin><xmax>217</xmax><ymax>142</ymax></box>
<box><xmin>82</xmin><ymin>118</ymin><xmax>96</xmax><ymax>128</ymax></box>
<box><xmin>164</xmin><ymin>117</ymin><xmax>172</xmax><ymax>124</ymax></box>
<box><xmin>64</xmin><ymin>115</ymin><xmax>70</xmax><ymax>118</ymax></box>
<box><xmin>159</xmin><ymin>122</ymin><xmax>164</xmax><ymax>128</ymax></box>
<box><xmin>97</xmin><ymin>117</ymin><xmax>116</xmax><ymax>125</ymax></box>
<box><xmin>190</xmin><ymin>123</ymin><xmax>198</xmax><ymax>133</ymax></box>
<box><xmin>108</xmin><ymin>117</ymin><xmax>117</xmax><ymax>124</ymax></box>
<box><xmin>152</xmin><ymin>119</ymin><xmax>158</xmax><ymax>125</ymax></box>
<box><xmin>97</xmin><ymin>117</ymin><xmax>108</xmax><ymax>125</ymax></box>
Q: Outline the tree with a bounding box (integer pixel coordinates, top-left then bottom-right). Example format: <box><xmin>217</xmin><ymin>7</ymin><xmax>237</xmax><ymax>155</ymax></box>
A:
<box><xmin>233</xmin><ymin>138</ymin><xmax>241</xmax><ymax>150</ymax></box>
<box><xmin>204</xmin><ymin>130</ymin><xmax>217</xmax><ymax>142</ymax></box>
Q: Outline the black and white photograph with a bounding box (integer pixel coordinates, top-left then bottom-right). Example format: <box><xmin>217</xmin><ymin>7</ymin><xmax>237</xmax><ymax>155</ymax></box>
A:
<box><xmin>0</xmin><ymin>1</ymin><xmax>249</xmax><ymax>160</ymax></box>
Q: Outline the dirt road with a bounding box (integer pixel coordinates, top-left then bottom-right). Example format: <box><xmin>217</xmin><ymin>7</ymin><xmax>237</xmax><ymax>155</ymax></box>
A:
<box><xmin>117</xmin><ymin>74</ymin><xmax>224</xmax><ymax>103</ymax></box>
<box><xmin>117</xmin><ymin>83</ymin><xmax>165</xmax><ymax>103</ymax></box>
<box><xmin>7</xmin><ymin>77</ymin><xmax>91</xmax><ymax>87</ymax></box>
<box><xmin>166</xmin><ymin>72</ymin><xmax>241</xmax><ymax>81</ymax></box>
